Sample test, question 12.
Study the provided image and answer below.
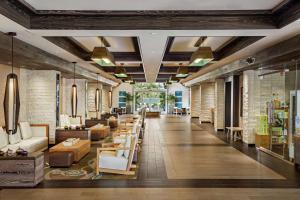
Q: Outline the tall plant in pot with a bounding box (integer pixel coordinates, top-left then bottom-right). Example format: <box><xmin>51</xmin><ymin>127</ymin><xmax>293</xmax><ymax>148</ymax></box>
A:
<box><xmin>167</xmin><ymin>94</ymin><xmax>176</xmax><ymax>114</ymax></box>
<box><xmin>125</xmin><ymin>92</ymin><xmax>134</xmax><ymax>113</ymax></box>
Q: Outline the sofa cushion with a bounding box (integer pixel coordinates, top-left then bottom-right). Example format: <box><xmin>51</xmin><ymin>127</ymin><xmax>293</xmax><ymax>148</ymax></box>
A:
<box><xmin>113</xmin><ymin>135</ymin><xmax>127</xmax><ymax>144</ymax></box>
<box><xmin>8</xmin><ymin>127</ymin><xmax>22</xmax><ymax>144</ymax></box>
<box><xmin>1</xmin><ymin>143</ymin><xmax>20</xmax><ymax>153</ymax></box>
<box><xmin>124</xmin><ymin>135</ymin><xmax>132</xmax><ymax>159</ymax></box>
<box><xmin>19</xmin><ymin>122</ymin><xmax>33</xmax><ymax>140</ymax></box>
<box><xmin>99</xmin><ymin>151</ymin><xmax>128</xmax><ymax>170</ymax></box>
<box><xmin>116</xmin><ymin>143</ymin><xmax>125</xmax><ymax>157</ymax></box>
<box><xmin>0</xmin><ymin>127</ymin><xmax>9</xmax><ymax>149</ymax></box>
<box><xmin>19</xmin><ymin>137</ymin><xmax>48</xmax><ymax>153</ymax></box>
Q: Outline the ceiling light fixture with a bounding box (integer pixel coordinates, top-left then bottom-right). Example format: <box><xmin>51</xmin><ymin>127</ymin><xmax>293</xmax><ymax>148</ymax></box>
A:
<box><xmin>176</xmin><ymin>64</ymin><xmax>189</xmax><ymax>78</ymax></box>
<box><xmin>123</xmin><ymin>75</ymin><xmax>134</xmax><ymax>83</ymax></box>
<box><xmin>169</xmin><ymin>76</ymin><xmax>179</xmax><ymax>83</ymax></box>
<box><xmin>91</xmin><ymin>37</ymin><xmax>115</xmax><ymax>66</ymax></box>
<box><xmin>114</xmin><ymin>64</ymin><xmax>128</xmax><ymax>78</ymax></box>
<box><xmin>71</xmin><ymin>62</ymin><xmax>78</xmax><ymax>118</ymax></box>
<box><xmin>189</xmin><ymin>47</ymin><xmax>214</xmax><ymax>67</ymax></box>
<box><xmin>3</xmin><ymin>32</ymin><xmax>20</xmax><ymax>135</ymax></box>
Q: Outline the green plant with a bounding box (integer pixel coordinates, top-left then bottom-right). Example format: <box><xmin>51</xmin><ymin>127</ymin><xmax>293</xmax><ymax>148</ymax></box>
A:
<box><xmin>125</xmin><ymin>92</ymin><xmax>133</xmax><ymax>103</ymax></box>
<box><xmin>167</xmin><ymin>94</ymin><xmax>176</xmax><ymax>104</ymax></box>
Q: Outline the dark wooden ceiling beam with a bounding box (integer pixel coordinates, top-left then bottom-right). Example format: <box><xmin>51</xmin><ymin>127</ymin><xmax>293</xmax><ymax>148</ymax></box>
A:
<box><xmin>44</xmin><ymin>36</ymin><xmax>91</xmax><ymax>60</ymax></box>
<box><xmin>163</xmin><ymin>52</ymin><xmax>193</xmax><ymax>61</ymax></box>
<box><xmin>102</xmin><ymin>66</ymin><xmax>144</xmax><ymax>73</ymax></box>
<box><xmin>165</xmin><ymin>37</ymin><xmax>175</xmax><ymax>54</ymax></box>
<box><xmin>31</xmin><ymin>11</ymin><xmax>276</xmax><ymax>30</ymax></box>
<box><xmin>2</xmin><ymin>0</ymin><xmax>300</xmax><ymax>30</ymax></box>
<box><xmin>214</xmin><ymin>36</ymin><xmax>264</xmax><ymax>60</ymax></box>
<box><xmin>0</xmin><ymin>0</ymin><xmax>31</xmax><ymax>28</ymax></box>
<box><xmin>0</xmin><ymin>31</ymin><xmax>119</xmax><ymax>83</ymax></box>
<box><xmin>194</xmin><ymin>36</ymin><xmax>207</xmax><ymax>47</ymax></box>
<box><xmin>44</xmin><ymin>36</ymin><xmax>142</xmax><ymax>62</ymax></box>
<box><xmin>159</xmin><ymin>66</ymin><xmax>199</xmax><ymax>73</ymax></box>
<box><xmin>274</xmin><ymin>0</ymin><xmax>300</xmax><ymax>28</ymax></box>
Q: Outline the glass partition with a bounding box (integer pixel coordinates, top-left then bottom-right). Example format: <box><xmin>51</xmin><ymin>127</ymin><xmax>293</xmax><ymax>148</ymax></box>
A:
<box><xmin>256</xmin><ymin>60</ymin><xmax>299</xmax><ymax>161</ymax></box>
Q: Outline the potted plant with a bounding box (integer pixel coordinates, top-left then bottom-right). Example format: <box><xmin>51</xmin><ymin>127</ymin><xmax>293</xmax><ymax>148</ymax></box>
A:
<box><xmin>125</xmin><ymin>92</ymin><xmax>134</xmax><ymax>113</ymax></box>
<box><xmin>167</xmin><ymin>94</ymin><xmax>176</xmax><ymax>114</ymax></box>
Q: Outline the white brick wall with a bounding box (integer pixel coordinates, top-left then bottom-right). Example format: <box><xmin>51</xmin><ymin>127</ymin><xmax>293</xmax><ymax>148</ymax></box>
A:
<box><xmin>112</xmin><ymin>83</ymin><xmax>133</xmax><ymax>108</ymax></box>
<box><xmin>214</xmin><ymin>79</ymin><xmax>225</xmax><ymax>131</ymax></box>
<box><xmin>242</xmin><ymin>70</ymin><xmax>260</xmax><ymax>144</ymax></box>
<box><xmin>62</xmin><ymin>78</ymin><xmax>87</xmax><ymax>123</ymax></box>
<box><xmin>199</xmin><ymin>83</ymin><xmax>215</xmax><ymax>122</ymax></box>
<box><xmin>20</xmin><ymin>69</ymin><xmax>60</xmax><ymax>144</ymax></box>
<box><xmin>167</xmin><ymin>83</ymin><xmax>190</xmax><ymax>109</ymax></box>
<box><xmin>191</xmin><ymin>85</ymin><xmax>201</xmax><ymax>117</ymax></box>
<box><xmin>87</xmin><ymin>83</ymin><xmax>103</xmax><ymax>118</ymax></box>
<box><xmin>102</xmin><ymin>88</ymin><xmax>110</xmax><ymax>113</ymax></box>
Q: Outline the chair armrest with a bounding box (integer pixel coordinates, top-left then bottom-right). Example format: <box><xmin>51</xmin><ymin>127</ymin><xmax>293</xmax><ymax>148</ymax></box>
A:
<box><xmin>30</xmin><ymin>124</ymin><xmax>49</xmax><ymax>138</ymax></box>
<box><xmin>101</xmin><ymin>142</ymin><xmax>114</xmax><ymax>148</ymax></box>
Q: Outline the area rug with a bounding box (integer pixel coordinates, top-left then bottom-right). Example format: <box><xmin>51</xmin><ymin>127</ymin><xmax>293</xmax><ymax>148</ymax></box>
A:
<box><xmin>44</xmin><ymin>142</ymin><xmax>138</xmax><ymax>180</ymax></box>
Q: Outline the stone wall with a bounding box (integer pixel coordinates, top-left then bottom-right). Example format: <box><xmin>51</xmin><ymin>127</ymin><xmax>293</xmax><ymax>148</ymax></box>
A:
<box><xmin>20</xmin><ymin>69</ymin><xmax>60</xmax><ymax>144</ymax></box>
<box><xmin>112</xmin><ymin>83</ymin><xmax>133</xmax><ymax>108</ymax></box>
<box><xmin>199</xmin><ymin>83</ymin><xmax>215</xmax><ymax>122</ymax></box>
<box><xmin>61</xmin><ymin>78</ymin><xmax>87</xmax><ymax>123</ymax></box>
<box><xmin>167</xmin><ymin>83</ymin><xmax>190</xmax><ymax>109</ymax></box>
<box><xmin>214</xmin><ymin>79</ymin><xmax>225</xmax><ymax>131</ymax></box>
<box><xmin>190</xmin><ymin>85</ymin><xmax>201</xmax><ymax>117</ymax></box>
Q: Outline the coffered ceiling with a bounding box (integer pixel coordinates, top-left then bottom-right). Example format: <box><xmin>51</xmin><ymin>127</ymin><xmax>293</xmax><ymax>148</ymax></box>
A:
<box><xmin>0</xmin><ymin>0</ymin><xmax>299</xmax><ymax>85</ymax></box>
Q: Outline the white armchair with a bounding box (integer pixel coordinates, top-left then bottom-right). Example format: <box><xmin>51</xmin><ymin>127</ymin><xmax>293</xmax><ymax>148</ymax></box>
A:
<box><xmin>59</xmin><ymin>114</ymin><xmax>82</xmax><ymax>128</ymax></box>
<box><xmin>96</xmin><ymin>134</ymin><xmax>137</xmax><ymax>175</ymax></box>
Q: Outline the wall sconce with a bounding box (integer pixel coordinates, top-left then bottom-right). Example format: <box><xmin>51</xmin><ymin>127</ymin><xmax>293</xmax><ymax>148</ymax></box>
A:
<box><xmin>108</xmin><ymin>88</ymin><xmax>112</xmax><ymax>109</ymax></box>
<box><xmin>95</xmin><ymin>73</ymin><xmax>101</xmax><ymax>118</ymax></box>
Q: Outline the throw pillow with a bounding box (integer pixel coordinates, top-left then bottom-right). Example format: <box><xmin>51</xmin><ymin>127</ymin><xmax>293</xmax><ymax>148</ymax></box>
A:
<box><xmin>0</xmin><ymin>127</ymin><xmax>9</xmax><ymax>149</ymax></box>
<box><xmin>19</xmin><ymin>122</ymin><xmax>33</xmax><ymax>140</ymax></box>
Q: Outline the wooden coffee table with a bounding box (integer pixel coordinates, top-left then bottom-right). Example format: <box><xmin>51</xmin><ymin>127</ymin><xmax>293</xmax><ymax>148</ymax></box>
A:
<box><xmin>49</xmin><ymin>140</ymin><xmax>91</xmax><ymax>162</ymax></box>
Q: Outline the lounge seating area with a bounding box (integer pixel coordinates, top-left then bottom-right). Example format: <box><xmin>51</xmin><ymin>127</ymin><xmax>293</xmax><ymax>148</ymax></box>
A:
<box><xmin>0</xmin><ymin>122</ymin><xmax>49</xmax><ymax>153</ymax></box>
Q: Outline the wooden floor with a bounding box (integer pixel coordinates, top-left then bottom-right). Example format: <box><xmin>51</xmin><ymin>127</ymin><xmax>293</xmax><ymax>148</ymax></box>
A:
<box><xmin>2</xmin><ymin>115</ymin><xmax>300</xmax><ymax>199</ymax></box>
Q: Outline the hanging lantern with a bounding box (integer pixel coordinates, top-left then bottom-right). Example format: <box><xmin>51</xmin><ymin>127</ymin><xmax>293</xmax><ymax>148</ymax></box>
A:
<box><xmin>71</xmin><ymin>62</ymin><xmax>78</xmax><ymax>118</ymax></box>
<box><xmin>95</xmin><ymin>73</ymin><xmax>101</xmax><ymax>118</ymax></box>
<box><xmin>3</xmin><ymin>32</ymin><xmax>20</xmax><ymax>135</ymax></box>
<box><xmin>108</xmin><ymin>88</ymin><xmax>112</xmax><ymax>109</ymax></box>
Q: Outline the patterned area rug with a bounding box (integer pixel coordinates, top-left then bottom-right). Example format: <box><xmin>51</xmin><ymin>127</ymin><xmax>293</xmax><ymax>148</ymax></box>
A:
<box><xmin>44</xmin><ymin>142</ymin><xmax>138</xmax><ymax>180</ymax></box>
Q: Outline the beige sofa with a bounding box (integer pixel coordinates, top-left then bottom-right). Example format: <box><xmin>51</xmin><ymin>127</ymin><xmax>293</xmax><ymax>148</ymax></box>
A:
<box><xmin>0</xmin><ymin>122</ymin><xmax>49</xmax><ymax>153</ymax></box>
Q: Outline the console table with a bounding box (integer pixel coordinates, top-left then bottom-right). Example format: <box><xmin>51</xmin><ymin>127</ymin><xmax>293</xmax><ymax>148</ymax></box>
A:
<box><xmin>55</xmin><ymin>129</ymin><xmax>91</xmax><ymax>144</ymax></box>
<box><xmin>0</xmin><ymin>152</ymin><xmax>44</xmax><ymax>187</ymax></box>
<box><xmin>85</xmin><ymin>119</ymin><xmax>108</xmax><ymax>128</ymax></box>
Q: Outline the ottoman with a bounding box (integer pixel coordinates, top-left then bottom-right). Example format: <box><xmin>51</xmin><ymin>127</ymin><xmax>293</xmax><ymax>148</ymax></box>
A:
<box><xmin>108</xmin><ymin>119</ymin><xmax>118</xmax><ymax>129</ymax></box>
<box><xmin>49</xmin><ymin>151</ymin><xmax>74</xmax><ymax>167</ymax></box>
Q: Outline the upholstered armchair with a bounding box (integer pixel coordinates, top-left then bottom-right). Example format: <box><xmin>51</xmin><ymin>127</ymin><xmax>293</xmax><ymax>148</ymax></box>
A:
<box><xmin>96</xmin><ymin>134</ymin><xmax>137</xmax><ymax>175</ymax></box>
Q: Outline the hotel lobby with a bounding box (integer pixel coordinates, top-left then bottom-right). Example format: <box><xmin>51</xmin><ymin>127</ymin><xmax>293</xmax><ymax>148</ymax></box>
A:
<box><xmin>1</xmin><ymin>0</ymin><xmax>300</xmax><ymax>199</ymax></box>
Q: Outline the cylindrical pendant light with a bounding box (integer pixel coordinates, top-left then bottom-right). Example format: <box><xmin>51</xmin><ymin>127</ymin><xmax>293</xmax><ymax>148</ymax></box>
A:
<box><xmin>95</xmin><ymin>73</ymin><xmax>101</xmax><ymax>118</ymax></box>
<box><xmin>108</xmin><ymin>87</ymin><xmax>112</xmax><ymax>109</ymax></box>
<box><xmin>71</xmin><ymin>62</ymin><xmax>78</xmax><ymax>118</ymax></box>
<box><xmin>3</xmin><ymin>32</ymin><xmax>20</xmax><ymax>134</ymax></box>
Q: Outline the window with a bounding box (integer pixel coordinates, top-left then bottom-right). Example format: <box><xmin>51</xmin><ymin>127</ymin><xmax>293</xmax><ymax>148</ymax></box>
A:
<box><xmin>119</xmin><ymin>91</ymin><xmax>126</xmax><ymax>108</ymax></box>
<box><xmin>175</xmin><ymin>91</ymin><xmax>182</xmax><ymax>108</ymax></box>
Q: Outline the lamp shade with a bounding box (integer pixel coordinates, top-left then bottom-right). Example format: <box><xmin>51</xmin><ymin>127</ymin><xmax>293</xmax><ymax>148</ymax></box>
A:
<box><xmin>123</xmin><ymin>75</ymin><xmax>133</xmax><ymax>83</ymax></box>
<box><xmin>91</xmin><ymin>47</ymin><xmax>115</xmax><ymax>66</ymax></box>
<box><xmin>169</xmin><ymin>76</ymin><xmax>179</xmax><ymax>83</ymax></box>
<box><xmin>3</xmin><ymin>73</ymin><xmax>20</xmax><ymax>134</ymax></box>
<box><xmin>114</xmin><ymin>67</ymin><xmax>128</xmax><ymax>78</ymax></box>
<box><xmin>176</xmin><ymin>66</ymin><xmax>189</xmax><ymax>78</ymax></box>
<box><xmin>71</xmin><ymin>84</ymin><xmax>78</xmax><ymax>118</ymax></box>
<box><xmin>108</xmin><ymin>90</ymin><xmax>112</xmax><ymax>108</ymax></box>
<box><xmin>190</xmin><ymin>47</ymin><xmax>214</xmax><ymax>67</ymax></box>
